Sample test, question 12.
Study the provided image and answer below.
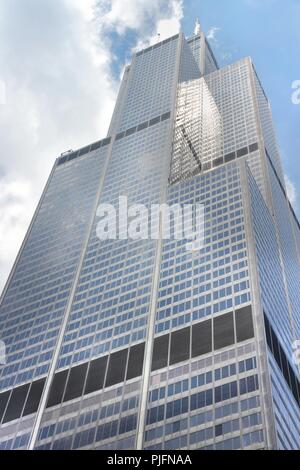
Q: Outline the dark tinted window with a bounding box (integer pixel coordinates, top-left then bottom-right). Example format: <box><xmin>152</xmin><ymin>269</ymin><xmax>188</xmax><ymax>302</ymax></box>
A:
<box><xmin>102</xmin><ymin>137</ymin><xmax>111</xmax><ymax>146</ymax></box>
<box><xmin>90</xmin><ymin>141</ymin><xmax>101</xmax><ymax>151</ymax></box>
<box><xmin>271</xmin><ymin>329</ymin><xmax>281</xmax><ymax>367</ymax></box>
<box><xmin>126</xmin><ymin>343</ymin><xmax>145</xmax><ymax>380</ymax></box>
<box><xmin>105</xmin><ymin>349</ymin><xmax>128</xmax><ymax>387</ymax></box>
<box><xmin>47</xmin><ymin>370</ymin><xmax>68</xmax><ymax>408</ymax></box>
<box><xmin>137</xmin><ymin>122</ymin><xmax>148</xmax><ymax>131</ymax></box>
<box><xmin>64</xmin><ymin>363</ymin><xmax>88</xmax><ymax>402</ymax></box>
<box><xmin>23</xmin><ymin>378</ymin><xmax>45</xmax><ymax>416</ymax></box>
<box><xmin>125</xmin><ymin>127</ymin><xmax>136</xmax><ymax>136</ymax></box>
<box><xmin>237</xmin><ymin>147</ymin><xmax>248</xmax><ymax>158</ymax></box>
<box><xmin>116</xmin><ymin>132</ymin><xmax>125</xmax><ymax>141</ymax></box>
<box><xmin>249</xmin><ymin>143</ymin><xmax>259</xmax><ymax>153</ymax></box>
<box><xmin>57</xmin><ymin>156</ymin><xmax>67</xmax><ymax>165</ymax></box>
<box><xmin>280</xmin><ymin>352</ymin><xmax>290</xmax><ymax>385</ymax></box>
<box><xmin>0</xmin><ymin>391</ymin><xmax>10</xmax><ymax>423</ymax></box>
<box><xmin>297</xmin><ymin>380</ymin><xmax>300</xmax><ymax>406</ymax></box>
<box><xmin>170</xmin><ymin>327</ymin><xmax>190</xmax><ymax>365</ymax></box>
<box><xmin>161</xmin><ymin>112</ymin><xmax>171</xmax><ymax>121</ymax></box>
<box><xmin>192</xmin><ymin>320</ymin><xmax>212</xmax><ymax>358</ymax></box>
<box><xmin>214</xmin><ymin>312</ymin><xmax>234</xmax><ymax>350</ymax></box>
<box><xmin>289</xmin><ymin>365</ymin><xmax>300</xmax><ymax>405</ymax></box>
<box><xmin>235</xmin><ymin>306</ymin><xmax>254</xmax><ymax>342</ymax></box>
<box><xmin>213</xmin><ymin>158</ymin><xmax>224</xmax><ymax>167</ymax></box>
<box><xmin>225</xmin><ymin>152</ymin><xmax>236</xmax><ymax>162</ymax></box>
<box><xmin>151</xmin><ymin>334</ymin><xmax>169</xmax><ymax>371</ymax></box>
<box><xmin>79</xmin><ymin>146</ymin><xmax>90</xmax><ymax>156</ymax></box>
<box><xmin>264</xmin><ymin>314</ymin><xmax>272</xmax><ymax>349</ymax></box>
<box><xmin>85</xmin><ymin>356</ymin><xmax>107</xmax><ymax>395</ymax></box>
<box><xmin>67</xmin><ymin>151</ymin><xmax>79</xmax><ymax>161</ymax></box>
<box><xmin>264</xmin><ymin>313</ymin><xmax>300</xmax><ymax>406</ymax></box>
<box><xmin>3</xmin><ymin>384</ymin><xmax>29</xmax><ymax>423</ymax></box>
<box><xmin>149</xmin><ymin>116</ymin><xmax>160</xmax><ymax>126</ymax></box>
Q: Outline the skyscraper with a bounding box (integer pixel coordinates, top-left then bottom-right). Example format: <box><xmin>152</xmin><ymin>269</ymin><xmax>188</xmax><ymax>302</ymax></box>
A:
<box><xmin>0</xmin><ymin>22</ymin><xmax>299</xmax><ymax>451</ymax></box>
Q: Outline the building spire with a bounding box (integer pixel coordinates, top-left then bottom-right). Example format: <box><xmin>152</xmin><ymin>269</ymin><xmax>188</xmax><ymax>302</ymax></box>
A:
<box><xmin>194</xmin><ymin>17</ymin><xmax>201</xmax><ymax>35</ymax></box>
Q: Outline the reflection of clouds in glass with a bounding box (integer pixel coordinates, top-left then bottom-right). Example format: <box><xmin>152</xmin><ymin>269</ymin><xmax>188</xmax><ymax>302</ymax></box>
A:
<box><xmin>292</xmin><ymin>340</ymin><xmax>300</xmax><ymax>367</ymax></box>
<box><xmin>170</xmin><ymin>77</ymin><xmax>223</xmax><ymax>184</ymax></box>
<box><xmin>0</xmin><ymin>340</ymin><xmax>6</xmax><ymax>364</ymax></box>
<box><xmin>285</xmin><ymin>175</ymin><xmax>297</xmax><ymax>208</ymax></box>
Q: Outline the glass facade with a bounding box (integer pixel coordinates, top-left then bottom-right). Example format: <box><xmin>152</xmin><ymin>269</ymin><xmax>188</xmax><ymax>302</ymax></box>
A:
<box><xmin>0</xmin><ymin>26</ymin><xmax>299</xmax><ymax>450</ymax></box>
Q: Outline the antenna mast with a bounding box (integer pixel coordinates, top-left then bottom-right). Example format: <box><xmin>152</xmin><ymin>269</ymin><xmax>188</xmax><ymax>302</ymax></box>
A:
<box><xmin>194</xmin><ymin>17</ymin><xmax>201</xmax><ymax>35</ymax></box>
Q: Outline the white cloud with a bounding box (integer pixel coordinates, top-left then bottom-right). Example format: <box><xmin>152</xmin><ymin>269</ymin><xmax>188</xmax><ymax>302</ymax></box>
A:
<box><xmin>207</xmin><ymin>26</ymin><xmax>221</xmax><ymax>41</ymax></box>
<box><xmin>98</xmin><ymin>0</ymin><xmax>183</xmax><ymax>52</ymax></box>
<box><xmin>98</xmin><ymin>0</ymin><xmax>183</xmax><ymax>39</ymax></box>
<box><xmin>0</xmin><ymin>0</ymin><xmax>184</xmax><ymax>293</ymax></box>
<box><xmin>285</xmin><ymin>175</ymin><xmax>298</xmax><ymax>207</ymax></box>
<box><xmin>0</xmin><ymin>0</ymin><xmax>117</xmax><ymax>293</ymax></box>
<box><xmin>206</xmin><ymin>26</ymin><xmax>237</xmax><ymax>64</ymax></box>
<box><xmin>0</xmin><ymin>178</ymin><xmax>35</xmax><ymax>292</ymax></box>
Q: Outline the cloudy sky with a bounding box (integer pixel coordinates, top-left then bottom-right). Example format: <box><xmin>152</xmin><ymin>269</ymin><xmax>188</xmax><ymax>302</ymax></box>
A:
<box><xmin>0</xmin><ymin>0</ymin><xmax>299</xmax><ymax>293</ymax></box>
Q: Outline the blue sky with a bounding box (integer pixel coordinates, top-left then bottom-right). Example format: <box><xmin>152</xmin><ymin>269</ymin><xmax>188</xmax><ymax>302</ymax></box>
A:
<box><xmin>183</xmin><ymin>0</ymin><xmax>300</xmax><ymax>215</ymax></box>
<box><xmin>109</xmin><ymin>0</ymin><xmax>300</xmax><ymax>215</ymax></box>
<box><xmin>0</xmin><ymin>0</ymin><xmax>299</xmax><ymax>290</ymax></box>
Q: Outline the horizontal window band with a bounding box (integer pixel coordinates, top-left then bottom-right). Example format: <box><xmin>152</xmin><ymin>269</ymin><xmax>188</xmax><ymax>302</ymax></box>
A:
<box><xmin>0</xmin><ymin>378</ymin><xmax>46</xmax><ymax>425</ymax></box>
<box><xmin>137</xmin><ymin>122</ymin><xmax>148</xmax><ymax>131</ymax></box>
<box><xmin>125</xmin><ymin>126</ymin><xmax>137</xmax><ymax>136</ymax></box>
<box><xmin>170</xmin><ymin>143</ymin><xmax>259</xmax><ymax>185</ymax></box>
<box><xmin>114</xmin><ymin>112</ymin><xmax>171</xmax><ymax>142</ymax></box>
<box><xmin>57</xmin><ymin>111</ymin><xmax>172</xmax><ymax>166</ymax></box>
<box><xmin>46</xmin><ymin>342</ymin><xmax>146</xmax><ymax>409</ymax></box>
<box><xmin>152</xmin><ymin>305</ymin><xmax>254</xmax><ymax>371</ymax></box>
<box><xmin>223</xmin><ymin>143</ymin><xmax>259</xmax><ymax>166</ymax></box>
<box><xmin>56</xmin><ymin>137</ymin><xmax>111</xmax><ymax>166</ymax></box>
<box><xmin>0</xmin><ymin>306</ymin><xmax>254</xmax><ymax>424</ymax></box>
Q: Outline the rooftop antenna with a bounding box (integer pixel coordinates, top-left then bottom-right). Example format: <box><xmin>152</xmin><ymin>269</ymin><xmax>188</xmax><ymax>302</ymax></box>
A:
<box><xmin>194</xmin><ymin>17</ymin><xmax>201</xmax><ymax>35</ymax></box>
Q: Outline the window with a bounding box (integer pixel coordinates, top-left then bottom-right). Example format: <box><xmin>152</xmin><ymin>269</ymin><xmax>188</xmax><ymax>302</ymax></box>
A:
<box><xmin>84</xmin><ymin>356</ymin><xmax>107</xmax><ymax>395</ymax></box>
<box><xmin>3</xmin><ymin>384</ymin><xmax>29</xmax><ymax>423</ymax></box>
<box><xmin>235</xmin><ymin>306</ymin><xmax>254</xmax><ymax>342</ymax></box>
<box><xmin>64</xmin><ymin>363</ymin><xmax>88</xmax><ymax>401</ymax></box>
<box><xmin>170</xmin><ymin>328</ymin><xmax>190</xmax><ymax>365</ymax></box>
<box><xmin>214</xmin><ymin>312</ymin><xmax>234</xmax><ymax>350</ymax></box>
<box><xmin>126</xmin><ymin>343</ymin><xmax>145</xmax><ymax>380</ymax></box>
<box><xmin>47</xmin><ymin>370</ymin><xmax>68</xmax><ymax>408</ymax></box>
<box><xmin>105</xmin><ymin>349</ymin><xmax>128</xmax><ymax>387</ymax></box>
<box><xmin>192</xmin><ymin>320</ymin><xmax>212</xmax><ymax>357</ymax></box>
<box><xmin>151</xmin><ymin>335</ymin><xmax>169</xmax><ymax>371</ymax></box>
